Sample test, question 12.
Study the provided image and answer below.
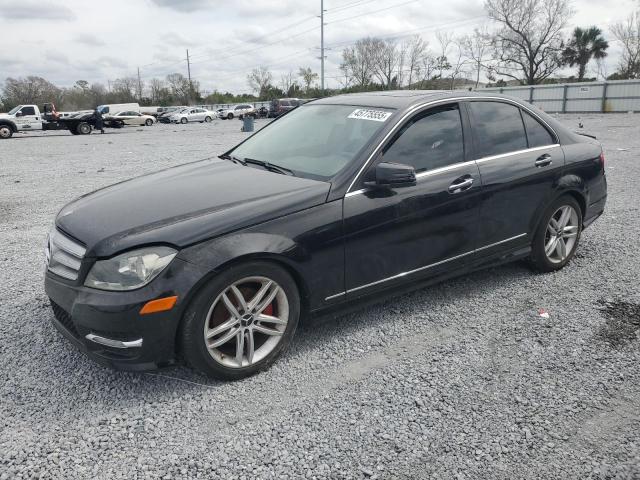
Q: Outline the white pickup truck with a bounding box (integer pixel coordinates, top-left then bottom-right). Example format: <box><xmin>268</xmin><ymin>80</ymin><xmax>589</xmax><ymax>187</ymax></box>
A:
<box><xmin>0</xmin><ymin>104</ymin><xmax>99</xmax><ymax>139</ymax></box>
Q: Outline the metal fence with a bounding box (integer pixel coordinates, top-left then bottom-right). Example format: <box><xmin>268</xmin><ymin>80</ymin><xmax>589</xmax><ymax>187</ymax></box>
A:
<box><xmin>480</xmin><ymin>79</ymin><xmax>640</xmax><ymax>113</ymax></box>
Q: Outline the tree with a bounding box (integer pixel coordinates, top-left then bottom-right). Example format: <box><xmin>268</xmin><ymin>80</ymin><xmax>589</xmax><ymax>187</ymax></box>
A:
<box><xmin>340</xmin><ymin>38</ymin><xmax>378</xmax><ymax>88</ymax></box>
<box><xmin>247</xmin><ymin>66</ymin><xmax>273</xmax><ymax>98</ymax></box>
<box><xmin>611</xmin><ymin>11</ymin><xmax>640</xmax><ymax>79</ymax></box>
<box><xmin>166</xmin><ymin>73</ymin><xmax>191</xmax><ymax>104</ymax></box>
<box><xmin>279</xmin><ymin>70</ymin><xmax>295</xmax><ymax>96</ymax></box>
<box><xmin>460</xmin><ymin>26</ymin><xmax>492</xmax><ymax>88</ymax></box>
<box><xmin>1</xmin><ymin>76</ymin><xmax>62</xmax><ymax>109</ymax></box>
<box><xmin>562</xmin><ymin>27</ymin><xmax>609</xmax><ymax>80</ymax></box>
<box><xmin>373</xmin><ymin>38</ymin><xmax>400</xmax><ymax>89</ymax></box>
<box><xmin>404</xmin><ymin>35</ymin><xmax>428</xmax><ymax>87</ymax></box>
<box><xmin>298</xmin><ymin>67</ymin><xmax>319</xmax><ymax>93</ymax></box>
<box><xmin>485</xmin><ymin>0</ymin><xmax>573</xmax><ymax>85</ymax></box>
<box><xmin>112</xmin><ymin>77</ymin><xmax>138</xmax><ymax>102</ymax></box>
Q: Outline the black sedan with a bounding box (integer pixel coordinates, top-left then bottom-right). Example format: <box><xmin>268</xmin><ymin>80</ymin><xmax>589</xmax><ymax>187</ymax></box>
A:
<box><xmin>45</xmin><ymin>91</ymin><xmax>607</xmax><ymax>379</ymax></box>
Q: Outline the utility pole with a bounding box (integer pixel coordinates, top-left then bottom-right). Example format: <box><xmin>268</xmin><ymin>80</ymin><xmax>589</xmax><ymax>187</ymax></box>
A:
<box><xmin>320</xmin><ymin>0</ymin><xmax>325</xmax><ymax>92</ymax></box>
<box><xmin>137</xmin><ymin>67</ymin><xmax>142</xmax><ymax>101</ymax></box>
<box><xmin>186</xmin><ymin>49</ymin><xmax>193</xmax><ymax>105</ymax></box>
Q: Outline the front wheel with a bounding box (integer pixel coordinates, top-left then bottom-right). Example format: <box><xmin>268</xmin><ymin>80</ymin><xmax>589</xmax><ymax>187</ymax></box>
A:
<box><xmin>180</xmin><ymin>261</ymin><xmax>300</xmax><ymax>380</ymax></box>
<box><xmin>180</xmin><ymin>117</ymin><xmax>188</xmax><ymax>124</ymax></box>
<box><xmin>0</xmin><ymin>125</ymin><xmax>14</xmax><ymax>139</ymax></box>
<box><xmin>529</xmin><ymin>195</ymin><xmax>582</xmax><ymax>272</ymax></box>
<box><xmin>227</xmin><ymin>113</ymin><xmax>233</xmax><ymax>120</ymax></box>
<box><xmin>145</xmin><ymin>118</ymin><xmax>153</xmax><ymax>126</ymax></box>
<box><xmin>204</xmin><ymin>116</ymin><xmax>212</xmax><ymax>123</ymax></box>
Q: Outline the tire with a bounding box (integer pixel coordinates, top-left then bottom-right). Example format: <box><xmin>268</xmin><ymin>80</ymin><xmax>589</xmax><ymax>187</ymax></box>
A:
<box><xmin>180</xmin><ymin>117</ymin><xmax>188</xmax><ymax>124</ymax></box>
<box><xmin>180</xmin><ymin>261</ymin><xmax>300</xmax><ymax>380</ymax></box>
<box><xmin>529</xmin><ymin>195</ymin><xmax>582</xmax><ymax>272</ymax></box>
<box><xmin>0</xmin><ymin>125</ymin><xmax>14</xmax><ymax>139</ymax></box>
<box><xmin>76</xmin><ymin>122</ymin><xmax>91</xmax><ymax>135</ymax></box>
<box><xmin>145</xmin><ymin>118</ymin><xmax>153</xmax><ymax>126</ymax></box>
<box><xmin>204</xmin><ymin>116</ymin><xmax>212</xmax><ymax>123</ymax></box>
<box><xmin>227</xmin><ymin>113</ymin><xmax>233</xmax><ymax>120</ymax></box>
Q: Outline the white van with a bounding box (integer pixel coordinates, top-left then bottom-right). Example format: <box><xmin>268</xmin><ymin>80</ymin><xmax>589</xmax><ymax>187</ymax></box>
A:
<box><xmin>97</xmin><ymin>103</ymin><xmax>140</xmax><ymax>115</ymax></box>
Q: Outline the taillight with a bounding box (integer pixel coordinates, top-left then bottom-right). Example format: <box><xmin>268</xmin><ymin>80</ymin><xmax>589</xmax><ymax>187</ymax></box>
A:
<box><xmin>599</xmin><ymin>151</ymin><xmax>605</xmax><ymax>171</ymax></box>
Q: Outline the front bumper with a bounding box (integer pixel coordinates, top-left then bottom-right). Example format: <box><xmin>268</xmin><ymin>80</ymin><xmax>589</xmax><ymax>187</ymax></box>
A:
<box><xmin>44</xmin><ymin>257</ymin><xmax>206</xmax><ymax>371</ymax></box>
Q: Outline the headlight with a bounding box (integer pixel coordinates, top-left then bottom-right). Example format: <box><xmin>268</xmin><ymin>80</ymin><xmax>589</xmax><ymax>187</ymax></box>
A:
<box><xmin>85</xmin><ymin>246</ymin><xmax>177</xmax><ymax>291</ymax></box>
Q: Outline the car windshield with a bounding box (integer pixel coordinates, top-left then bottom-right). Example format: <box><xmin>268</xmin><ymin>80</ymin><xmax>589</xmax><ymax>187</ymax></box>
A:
<box><xmin>8</xmin><ymin>106</ymin><xmax>22</xmax><ymax>115</ymax></box>
<box><xmin>230</xmin><ymin>104</ymin><xmax>393</xmax><ymax>180</ymax></box>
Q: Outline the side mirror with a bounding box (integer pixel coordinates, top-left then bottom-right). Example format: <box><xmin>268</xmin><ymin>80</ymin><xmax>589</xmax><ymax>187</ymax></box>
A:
<box><xmin>364</xmin><ymin>162</ymin><xmax>416</xmax><ymax>189</ymax></box>
<box><xmin>15</xmin><ymin>112</ymin><xmax>23</xmax><ymax>117</ymax></box>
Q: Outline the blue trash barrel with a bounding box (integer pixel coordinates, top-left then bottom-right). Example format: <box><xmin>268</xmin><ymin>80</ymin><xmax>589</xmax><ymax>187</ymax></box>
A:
<box><xmin>242</xmin><ymin>115</ymin><xmax>254</xmax><ymax>132</ymax></box>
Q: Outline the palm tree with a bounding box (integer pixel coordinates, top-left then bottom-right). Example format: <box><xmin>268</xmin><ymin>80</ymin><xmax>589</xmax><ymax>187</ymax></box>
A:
<box><xmin>562</xmin><ymin>27</ymin><xmax>609</xmax><ymax>80</ymax></box>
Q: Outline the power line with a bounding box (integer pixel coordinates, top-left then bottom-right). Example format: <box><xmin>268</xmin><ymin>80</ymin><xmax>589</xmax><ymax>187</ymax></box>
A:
<box><xmin>326</xmin><ymin>0</ymin><xmax>380</xmax><ymax>14</ymax></box>
<box><xmin>327</xmin><ymin>0</ymin><xmax>419</xmax><ymax>24</ymax></box>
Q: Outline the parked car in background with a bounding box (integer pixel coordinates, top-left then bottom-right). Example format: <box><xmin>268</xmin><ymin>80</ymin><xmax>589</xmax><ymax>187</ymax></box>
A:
<box><xmin>219</xmin><ymin>104</ymin><xmax>256</xmax><ymax>120</ymax></box>
<box><xmin>97</xmin><ymin>103</ymin><xmax>140</xmax><ymax>115</ymax></box>
<box><xmin>44</xmin><ymin>91</ymin><xmax>607</xmax><ymax>380</ymax></box>
<box><xmin>158</xmin><ymin>108</ymin><xmax>187</xmax><ymax>124</ymax></box>
<box><xmin>257</xmin><ymin>106</ymin><xmax>269</xmax><ymax>118</ymax></box>
<box><xmin>268</xmin><ymin>98</ymin><xmax>301</xmax><ymax>118</ymax></box>
<box><xmin>107</xmin><ymin>111</ymin><xmax>156</xmax><ymax>127</ymax></box>
<box><xmin>169</xmin><ymin>108</ymin><xmax>215</xmax><ymax>124</ymax></box>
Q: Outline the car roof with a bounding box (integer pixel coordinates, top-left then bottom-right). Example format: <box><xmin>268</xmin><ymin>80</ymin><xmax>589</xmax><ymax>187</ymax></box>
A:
<box><xmin>310</xmin><ymin>90</ymin><xmax>531</xmax><ymax>110</ymax></box>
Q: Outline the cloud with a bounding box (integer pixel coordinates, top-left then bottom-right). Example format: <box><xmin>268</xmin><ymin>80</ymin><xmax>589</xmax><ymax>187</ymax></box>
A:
<box><xmin>150</xmin><ymin>0</ymin><xmax>213</xmax><ymax>12</ymax></box>
<box><xmin>45</xmin><ymin>51</ymin><xmax>70</xmax><ymax>64</ymax></box>
<box><xmin>162</xmin><ymin>32</ymin><xmax>197</xmax><ymax>47</ymax></box>
<box><xmin>94</xmin><ymin>56</ymin><xmax>128</xmax><ymax>69</ymax></box>
<box><xmin>74</xmin><ymin>33</ymin><xmax>105</xmax><ymax>47</ymax></box>
<box><xmin>0</xmin><ymin>0</ymin><xmax>76</xmax><ymax>21</ymax></box>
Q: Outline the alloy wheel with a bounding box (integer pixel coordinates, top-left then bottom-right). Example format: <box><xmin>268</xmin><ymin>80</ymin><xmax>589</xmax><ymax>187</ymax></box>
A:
<box><xmin>544</xmin><ymin>205</ymin><xmax>579</xmax><ymax>264</ymax></box>
<box><xmin>203</xmin><ymin>276</ymin><xmax>288</xmax><ymax>368</ymax></box>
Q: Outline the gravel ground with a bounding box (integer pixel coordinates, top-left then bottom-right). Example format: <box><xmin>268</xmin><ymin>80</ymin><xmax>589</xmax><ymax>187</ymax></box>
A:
<box><xmin>0</xmin><ymin>115</ymin><xmax>639</xmax><ymax>479</ymax></box>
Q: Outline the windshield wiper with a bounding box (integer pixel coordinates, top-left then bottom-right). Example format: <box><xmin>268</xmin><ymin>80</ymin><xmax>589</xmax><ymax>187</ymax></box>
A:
<box><xmin>218</xmin><ymin>153</ymin><xmax>247</xmax><ymax>165</ymax></box>
<box><xmin>243</xmin><ymin>158</ymin><xmax>295</xmax><ymax>176</ymax></box>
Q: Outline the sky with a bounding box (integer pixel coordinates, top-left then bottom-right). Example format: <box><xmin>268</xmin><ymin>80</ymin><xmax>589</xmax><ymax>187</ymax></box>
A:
<box><xmin>0</xmin><ymin>0</ymin><xmax>637</xmax><ymax>95</ymax></box>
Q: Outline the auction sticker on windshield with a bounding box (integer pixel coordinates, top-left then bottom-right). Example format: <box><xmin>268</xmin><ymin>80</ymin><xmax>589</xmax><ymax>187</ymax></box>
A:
<box><xmin>348</xmin><ymin>109</ymin><xmax>392</xmax><ymax>122</ymax></box>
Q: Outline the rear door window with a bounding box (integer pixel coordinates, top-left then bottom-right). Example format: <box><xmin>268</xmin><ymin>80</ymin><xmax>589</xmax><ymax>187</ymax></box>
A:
<box><xmin>521</xmin><ymin>110</ymin><xmax>555</xmax><ymax>147</ymax></box>
<box><xmin>468</xmin><ymin>101</ymin><xmax>527</xmax><ymax>158</ymax></box>
<box><xmin>382</xmin><ymin>104</ymin><xmax>465</xmax><ymax>173</ymax></box>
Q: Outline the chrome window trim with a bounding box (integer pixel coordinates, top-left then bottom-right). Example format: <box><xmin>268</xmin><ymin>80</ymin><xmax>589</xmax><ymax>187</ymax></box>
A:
<box><xmin>474</xmin><ymin>144</ymin><xmax>561</xmax><ymax>165</ymax></box>
<box><xmin>345</xmin><ymin>95</ymin><xmax>560</xmax><ymax>194</ymax></box>
<box><xmin>324</xmin><ymin>233</ymin><xmax>527</xmax><ymax>301</ymax></box>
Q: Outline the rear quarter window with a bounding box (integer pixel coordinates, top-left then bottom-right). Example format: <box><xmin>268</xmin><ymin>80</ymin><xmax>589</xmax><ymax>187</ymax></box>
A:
<box><xmin>522</xmin><ymin>110</ymin><xmax>555</xmax><ymax>147</ymax></box>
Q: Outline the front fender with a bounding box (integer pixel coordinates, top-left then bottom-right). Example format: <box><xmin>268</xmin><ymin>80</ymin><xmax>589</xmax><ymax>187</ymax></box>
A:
<box><xmin>0</xmin><ymin>119</ymin><xmax>17</xmax><ymax>132</ymax></box>
<box><xmin>178</xmin><ymin>232</ymin><xmax>306</xmax><ymax>274</ymax></box>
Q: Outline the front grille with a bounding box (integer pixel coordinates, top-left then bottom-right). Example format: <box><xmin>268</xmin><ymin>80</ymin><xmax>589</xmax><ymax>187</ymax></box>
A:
<box><xmin>50</xmin><ymin>301</ymin><xmax>80</xmax><ymax>339</ymax></box>
<box><xmin>46</xmin><ymin>228</ymin><xmax>86</xmax><ymax>281</ymax></box>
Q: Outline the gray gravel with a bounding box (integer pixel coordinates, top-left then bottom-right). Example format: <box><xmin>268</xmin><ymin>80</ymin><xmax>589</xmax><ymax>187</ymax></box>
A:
<box><xmin>1</xmin><ymin>115</ymin><xmax>639</xmax><ymax>479</ymax></box>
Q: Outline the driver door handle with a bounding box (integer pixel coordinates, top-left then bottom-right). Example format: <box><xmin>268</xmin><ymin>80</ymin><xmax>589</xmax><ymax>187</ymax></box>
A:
<box><xmin>448</xmin><ymin>177</ymin><xmax>474</xmax><ymax>194</ymax></box>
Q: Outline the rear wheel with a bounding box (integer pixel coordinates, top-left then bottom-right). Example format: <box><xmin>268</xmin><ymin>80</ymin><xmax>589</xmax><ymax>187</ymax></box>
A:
<box><xmin>76</xmin><ymin>122</ymin><xmax>91</xmax><ymax>135</ymax></box>
<box><xmin>529</xmin><ymin>195</ymin><xmax>582</xmax><ymax>272</ymax></box>
<box><xmin>227</xmin><ymin>113</ymin><xmax>234</xmax><ymax>120</ymax></box>
<box><xmin>0</xmin><ymin>125</ymin><xmax>14</xmax><ymax>139</ymax></box>
<box><xmin>204</xmin><ymin>116</ymin><xmax>212</xmax><ymax>123</ymax></box>
<box><xmin>180</xmin><ymin>261</ymin><xmax>300</xmax><ymax>380</ymax></box>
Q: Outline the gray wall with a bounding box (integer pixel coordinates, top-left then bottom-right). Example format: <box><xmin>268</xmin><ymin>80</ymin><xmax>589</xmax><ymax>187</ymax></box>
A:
<box><xmin>481</xmin><ymin>79</ymin><xmax>640</xmax><ymax>113</ymax></box>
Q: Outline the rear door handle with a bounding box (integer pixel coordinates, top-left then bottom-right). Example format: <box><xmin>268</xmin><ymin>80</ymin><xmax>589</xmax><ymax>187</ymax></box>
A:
<box><xmin>448</xmin><ymin>177</ymin><xmax>474</xmax><ymax>194</ymax></box>
<box><xmin>535</xmin><ymin>154</ymin><xmax>552</xmax><ymax>167</ymax></box>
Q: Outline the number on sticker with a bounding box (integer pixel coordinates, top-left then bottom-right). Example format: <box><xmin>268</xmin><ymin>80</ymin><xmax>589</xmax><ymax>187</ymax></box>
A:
<box><xmin>348</xmin><ymin>109</ymin><xmax>392</xmax><ymax>122</ymax></box>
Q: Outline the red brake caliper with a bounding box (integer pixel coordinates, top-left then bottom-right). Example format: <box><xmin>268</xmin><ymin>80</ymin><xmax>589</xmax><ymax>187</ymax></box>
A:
<box><xmin>262</xmin><ymin>303</ymin><xmax>274</xmax><ymax>316</ymax></box>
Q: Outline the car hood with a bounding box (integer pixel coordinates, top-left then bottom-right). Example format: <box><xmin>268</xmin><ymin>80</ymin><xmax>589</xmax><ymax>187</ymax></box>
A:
<box><xmin>56</xmin><ymin>159</ymin><xmax>330</xmax><ymax>257</ymax></box>
<box><xmin>0</xmin><ymin>113</ymin><xmax>15</xmax><ymax>120</ymax></box>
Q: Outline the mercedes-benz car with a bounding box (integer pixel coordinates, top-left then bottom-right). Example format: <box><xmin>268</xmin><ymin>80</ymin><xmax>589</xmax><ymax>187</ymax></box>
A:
<box><xmin>169</xmin><ymin>107</ymin><xmax>214</xmax><ymax>124</ymax></box>
<box><xmin>45</xmin><ymin>91</ymin><xmax>607</xmax><ymax>380</ymax></box>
